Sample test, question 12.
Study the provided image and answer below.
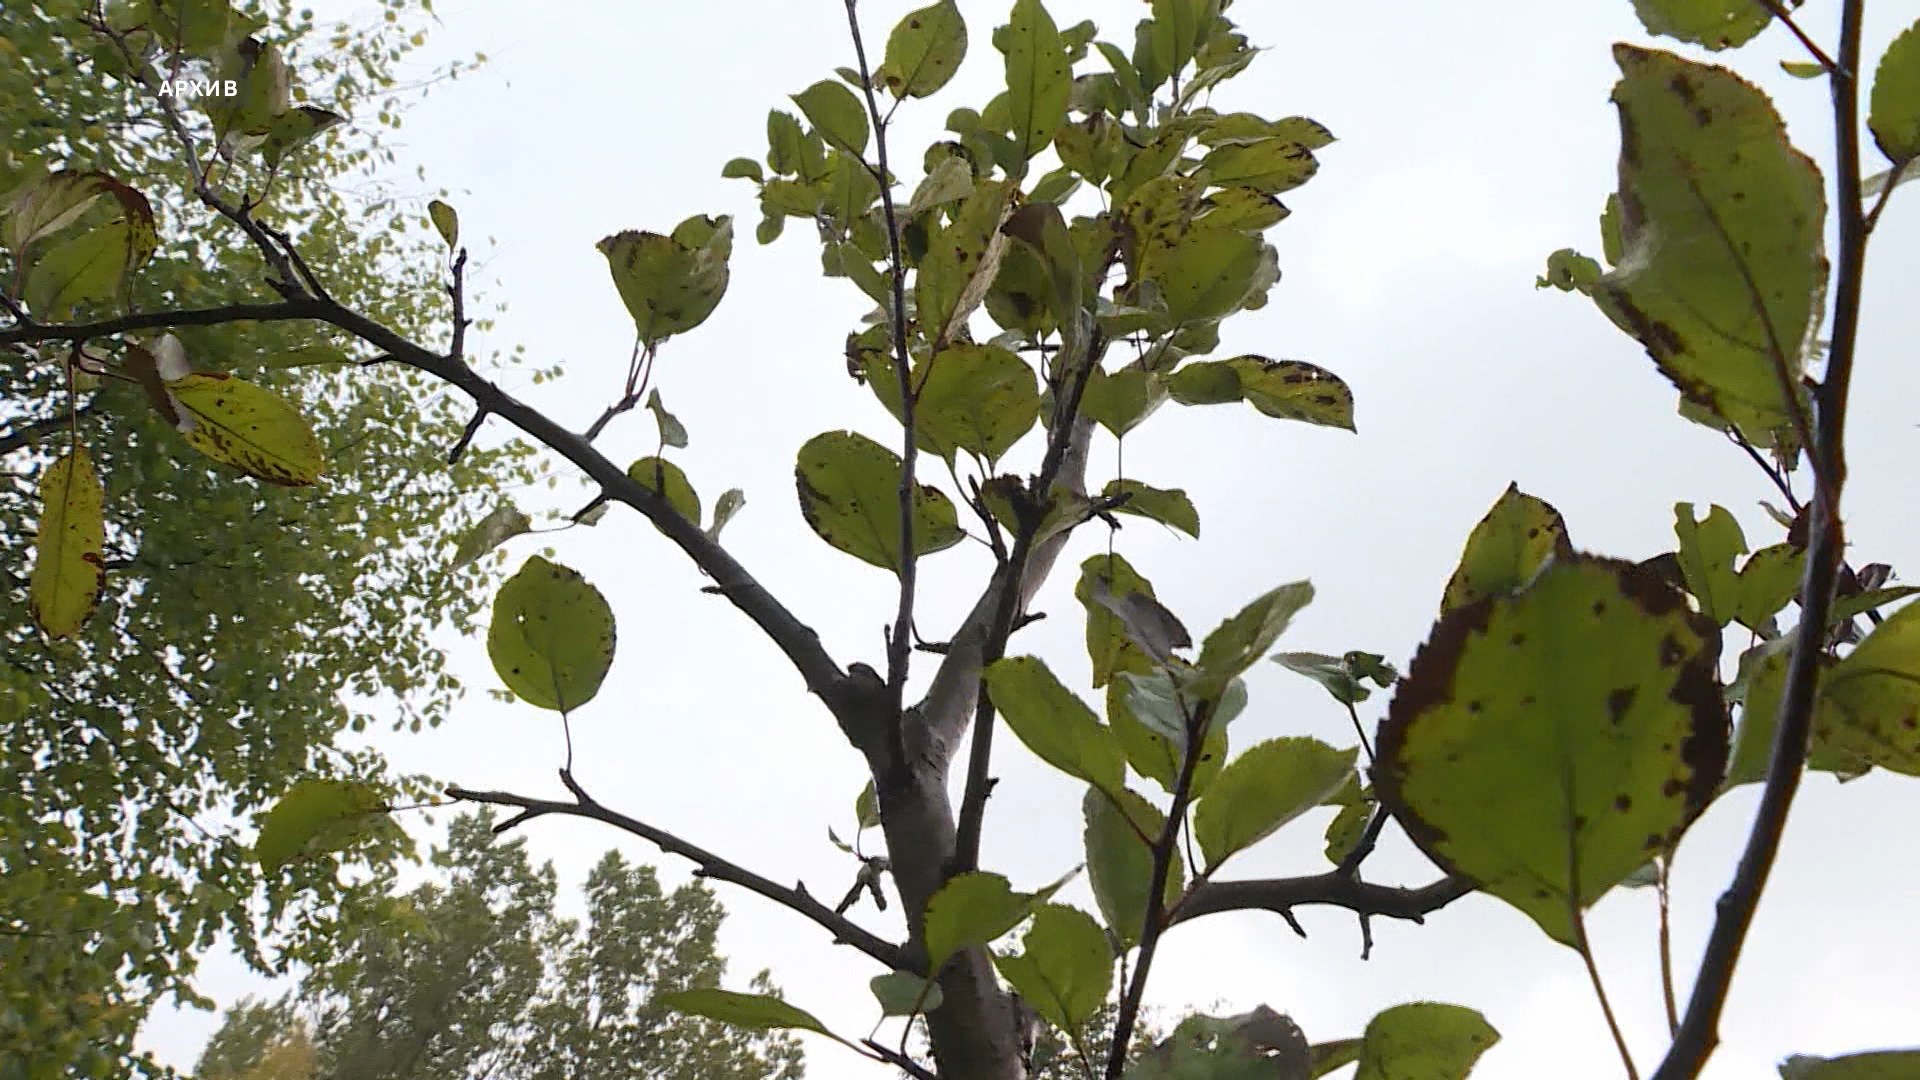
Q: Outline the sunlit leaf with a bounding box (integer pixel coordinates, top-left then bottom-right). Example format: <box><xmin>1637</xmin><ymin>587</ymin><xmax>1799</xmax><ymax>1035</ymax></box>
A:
<box><xmin>1442</xmin><ymin>484</ymin><xmax>1571</xmax><ymax>612</ymax></box>
<box><xmin>169</xmin><ymin>373</ymin><xmax>326</xmax><ymax>486</ymax></box>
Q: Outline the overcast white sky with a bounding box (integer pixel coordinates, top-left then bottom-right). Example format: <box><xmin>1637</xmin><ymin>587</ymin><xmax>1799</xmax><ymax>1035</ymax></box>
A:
<box><xmin>143</xmin><ymin>2</ymin><xmax>1920</xmax><ymax>1077</ymax></box>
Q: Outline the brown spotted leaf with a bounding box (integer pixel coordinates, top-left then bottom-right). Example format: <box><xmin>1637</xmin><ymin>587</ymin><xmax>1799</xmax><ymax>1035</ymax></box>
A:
<box><xmin>168</xmin><ymin>373</ymin><xmax>325</xmax><ymax>486</ymax></box>
<box><xmin>1378</xmin><ymin>554</ymin><xmax>1726</xmax><ymax>947</ymax></box>
<box><xmin>29</xmin><ymin>448</ymin><xmax>106</xmax><ymax>639</ymax></box>
<box><xmin>1588</xmin><ymin>46</ymin><xmax>1825</xmax><ymax>453</ymax></box>
<box><xmin>486</xmin><ymin>555</ymin><xmax>617</xmax><ymax>713</ymax></box>
<box><xmin>795</xmin><ymin>430</ymin><xmax>965</xmax><ymax>571</ymax></box>
<box><xmin>1441</xmin><ymin>484</ymin><xmax>1572</xmax><ymax>612</ymax></box>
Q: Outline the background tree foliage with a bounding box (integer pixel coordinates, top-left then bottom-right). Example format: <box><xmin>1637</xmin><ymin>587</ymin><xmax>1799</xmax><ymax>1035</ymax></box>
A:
<box><xmin>193</xmin><ymin>812</ymin><xmax>804</xmax><ymax>1080</ymax></box>
<box><xmin>0</xmin><ymin>0</ymin><xmax>540</xmax><ymax>1073</ymax></box>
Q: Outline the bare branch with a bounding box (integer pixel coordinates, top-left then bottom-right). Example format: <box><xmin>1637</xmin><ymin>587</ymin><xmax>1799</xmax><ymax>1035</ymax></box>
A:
<box><xmin>448</xmin><ymin>772</ymin><xmax>909</xmax><ymax>972</ymax></box>
<box><xmin>1651</xmin><ymin>3</ymin><xmax>1868</xmax><ymax>1075</ymax></box>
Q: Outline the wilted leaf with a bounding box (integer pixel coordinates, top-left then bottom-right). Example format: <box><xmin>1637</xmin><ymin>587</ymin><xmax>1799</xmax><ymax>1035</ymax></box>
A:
<box><xmin>597</xmin><ymin>215</ymin><xmax>733</xmax><ymax>345</ymax></box>
<box><xmin>451</xmin><ymin>502</ymin><xmax>533</xmax><ymax>567</ymax></box>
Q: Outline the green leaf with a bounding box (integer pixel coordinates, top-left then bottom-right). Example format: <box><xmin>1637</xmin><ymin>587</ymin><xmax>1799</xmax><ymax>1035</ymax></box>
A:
<box><xmin>1782</xmin><ymin>1050</ymin><xmax>1920</xmax><ymax>1079</ymax></box>
<box><xmin>626</xmin><ymin>455</ymin><xmax>701</xmax><ymax>524</ymax></box>
<box><xmin>1869</xmin><ymin>19</ymin><xmax>1920</xmax><ymax>165</ymax></box>
<box><xmin>1076</xmin><ymin>553</ymin><xmax>1158</xmax><ymax>688</ymax></box>
<box><xmin>985</xmin><ymin>656</ymin><xmax>1126</xmax><ymax>794</ymax></box>
<box><xmin>29</xmin><ymin>448</ymin><xmax>105</xmax><ymax>640</ymax></box>
<box><xmin>794</xmin><ymin>430</ymin><xmax>965</xmax><ymax>571</ymax></box>
<box><xmin>1226</xmin><ymin>357</ymin><xmax>1354</xmax><ymax>430</ymax></box>
<box><xmin>913</xmin><ymin>343</ymin><xmax>1041</xmax><ymax>465</ymax></box>
<box><xmin>1107</xmin><ymin>676</ymin><xmax>1230</xmax><ymax>797</ymax></box>
<box><xmin>791</xmin><ymin>79</ymin><xmax>870</xmax><ymax>156</ymax></box>
<box><xmin>656</xmin><ymin>988</ymin><xmax>835</xmax><ymax>1039</ymax></box>
<box><xmin>855</xmin><ymin>780</ymin><xmax>882</xmax><ymax>830</ymax></box>
<box><xmin>1273</xmin><ymin>650</ymin><xmax>1399</xmax><ymax>706</ymax></box>
<box><xmin>1324</xmin><ymin>797</ymin><xmax>1372</xmax><ymax>866</ymax></box>
<box><xmin>257</xmin><ymin>106</ymin><xmax>345</xmax><ymax>167</ymax></box>
<box><xmin>451</xmin><ymin>502</ymin><xmax>532</xmax><ymax>567</ymax></box>
<box><xmin>1629</xmin><ymin>0</ymin><xmax>1776</xmax><ymax>50</ymax></box>
<box><xmin>597</xmin><ymin>215</ymin><xmax>733</xmax><ymax>345</ymax></box>
<box><xmin>1354</xmin><ymin>1003</ymin><xmax>1500</xmax><ymax>1080</ymax></box>
<box><xmin>1194</xmin><ymin>738</ymin><xmax>1358</xmax><ymax>869</ymax></box>
<box><xmin>1001</xmin><ymin>201</ymin><xmax>1087</xmax><ymax>341</ymax></box>
<box><xmin>1198</xmin><ymin>186</ymin><xmax>1291</xmax><ymax>232</ymax></box>
<box><xmin>25</xmin><ymin>222</ymin><xmax>136</xmax><ymax>317</ymax></box>
<box><xmin>426</xmin><ymin>198</ymin><xmax>459</xmax><ymax>250</ymax></box>
<box><xmin>1310</xmin><ymin>1039</ymin><xmax>1365</xmax><ymax>1079</ymax></box>
<box><xmin>143</xmin><ymin>0</ymin><xmax>247</xmax><ymax>56</ymax></box>
<box><xmin>487</xmin><ymin>555</ymin><xmax>617</xmax><ymax>713</ymax></box>
<box><xmin>1199</xmin><ymin>137</ymin><xmax>1319</xmax><ymax>194</ymax></box>
<box><xmin>1132</xmin><ymin>1007</ymin><xmax>1311</xmax><ymax>1080</ymax></box>
<box><xmin>645</xmin><ymin>389</ymin><xmax>689</xmax><ymax>449</ymax></box>
<box><xmin>990</xmin><ymin>904</ymin><xmax>1112</xmax><ymax>1034</ymax></box>
<box><xmin>1083</xmin><ymin>787</ymin><xmax>1183</xmax><ymax>947</ymax></box>
<box><xmin>1077</xmin><ymin>366</ymin><xmax>1167</xmax><ymax>436</ymax></box>
<box><xmin>168</xmin><ymin>372</ymin><xmax>326</xmax><ymax>486</ymax></box>
<box><xmin>707</xmin><ymin>488</ymin><xmax>746</xmax><ymax>541</ymax></box>
<box><xmin>1441</xmin><ymin>484</ymin><xmax>1572</xmax><ymax>612</ymax></box>
<box><xmin>1674</xmin><ymin>502</ymin><xmax>1747</xmax><ymax>626</ymax></box>
<box><xmin>1724</xmin><ymin>638</ymin><xmax>1871</xmax><ymax>786</ymax></box>
<box><xmin>869</xmin><ymin>971</ymin><xmax>944</xmax><ymax>1017</ymax></box>
<box><xmin>1731</xmin><ymin>542</ymin><xmax>1804</xmax><ymax>631</ymax></box>
<box><xmin>916</xmin><ymin>179</ymin><xmax>1013</xmax><ymax>346</ymax></box>
<box><xmin>254</xmin><ymin>779</ymin><xmax>388</xmax><ymax>872</ymax></box>
<box><xmin>1153</xmin><ymin>228</ymin><xmax>1267</xmax><ymax>327</ymax></box>
<box><xmin>1820</xmin><ymin>600</ymin><xmax>1920</xmax><ymax>775</ymax></box>
<box><xmin>1102</xmin><ymin>479</ymin><xmax>1198</xmax><ymax>539</ymax></box>
<box><xmin>721</xmin><ymin>156</ymin><xmax>765</xmax><ymax>182</ymax></box>
<box><xmin>1000</xmin><ymin>0</ymin><xmax>1073</xmax><ymax>167</ymax></box>
<box><xmin>1377</xmin><ymin>555</ymin><xmax>1726</xmax><ymax>946</ymax></box>
<box><xmin>1196</xmin><ymin>581</ymin><xmax>1314</xmax><ymax>691</ymax></box>
<box><xmin>882</xmin><ymin>0</ymin><xmax>968</xmax><ymax>98</ymax></box>
<box><xmin>923</xmin><ymin>871</ymin><xmax>1048</xmax><ymax>968</ymax></box>
<box><xmin>1591</xmin><ymin>46</ymin><xmax>1825</xmax><ymax>452</ymax></box>
<box><xmin>1781</xmin><ymin>59</ymin><xmax>1827</xmax><ymax>79</ymax></box>
<box><xmin>908</xmin><ymin>154</ymin><xmax>975</xmax><ymax>218</ymax></box>
<box><xmin>1166</xmin><ymin>360</ymin><xmax>1243</xmax><ymax>405</ymax></box>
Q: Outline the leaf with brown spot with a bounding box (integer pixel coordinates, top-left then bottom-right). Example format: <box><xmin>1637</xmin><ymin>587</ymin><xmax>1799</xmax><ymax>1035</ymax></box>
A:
<box><xmin>1378</xmin><ymin>554</ymin><xmax>1726</xmax><ymax>947</ymax></box>
<box><xmin>1586</xmin><ymin>46</ymin><xmax>1825</xmax><ymax>454</ymax></box>
<box><xmin>29</xmin><ymin>448</ymin><xmax>106</xmax><ymax>639</ymax></box>
<box><xmin>1441</xmin><ymin>484</ymin><xmax>1572</xmax><ymax>613</ymax></box>
<box><xmin>168</xmin><ymin>373</ymin><xmax>325</xmax><ymax>486</ymax></box>
<box><xmin>794</xmin><ymin>430</ymin><xmax>964</xmax><ymax>572</ymax></box>
<box><xmin>486</xmin><ymin>555</ymin><xmax>617</xmax><ymax>713</ymax></box>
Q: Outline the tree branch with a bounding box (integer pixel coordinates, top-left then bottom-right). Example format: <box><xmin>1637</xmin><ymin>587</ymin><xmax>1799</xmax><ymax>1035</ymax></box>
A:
<box><xmin>1650</xmin><ymin>2</ymin><xmax>1868</xmax><ymax>1075</ymax></box>
<box><xmin>447</xmin><ymin>771</ymin><xmax>908</xmax><ymax>972</ymax></box>
<box><xmin>1171</xmin><ymin>872</ymin><xmax>1476</xmax><ymax>927</ymax></box>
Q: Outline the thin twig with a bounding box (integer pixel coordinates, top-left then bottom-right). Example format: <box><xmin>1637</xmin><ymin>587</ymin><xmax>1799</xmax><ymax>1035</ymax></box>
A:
<box><xmin>842</xmin><ymin>0</ymin><xmax>922</xmax><ymax>728</ymax></box>
<box><xmin>1650</xmin><ymin>2</ymin><xmax>1868</xmax><ymax>1075</ymax></box>
<box><xmin>448</xmin><ymin>770</ymin><xmax>909</xmax><ymax>972</ymax></box>
<box><xmin>1106</xmin><ymin>695</ymin><xmax>1211</xmax><ymax>1079</ymax></box>
<box><xmin>1757</xmin><ymin>0</ymin><xmax>1838</xmax><ymax>73</ymax></box>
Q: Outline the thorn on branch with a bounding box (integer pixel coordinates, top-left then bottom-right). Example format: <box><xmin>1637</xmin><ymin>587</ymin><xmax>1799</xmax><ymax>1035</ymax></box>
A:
<box><xmin>1281</xmin><ymin>909</ymin><xmax>1308</xmax><ymax>939</ymax></box>
<box><xmin>1011</xmin><ymin>611</ymin><xmax>1046</xmax><ymax>633</ymax></box>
